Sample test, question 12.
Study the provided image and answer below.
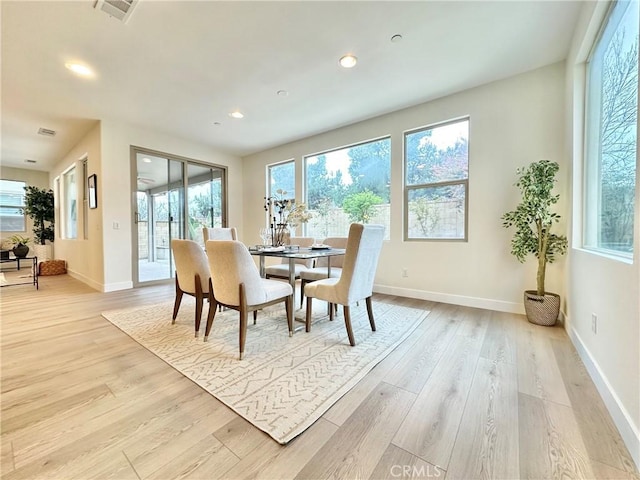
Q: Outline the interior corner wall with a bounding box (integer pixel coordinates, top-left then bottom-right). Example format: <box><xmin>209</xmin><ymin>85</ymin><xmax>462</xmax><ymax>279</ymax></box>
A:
<box><xmin>50</xmin><ymin>122</ymin><xmax>104</xmax><ymax>291</ymax></box>
<box><xmin>242</xmin><ymin>62</ymin><xmax>568</xmax><ymax>314</ymax></box>
<box><xmin>99</xmin><ymin>120</ymin><xmax>243</xmax><ymax>292</ymax></box>
<box><xmin>565</xmin><ymin>0</ymin><xmax>640</xmax><ymax>468</ymax></box>
<box><xmin>0</xmin><ymin>166</ymin><xmax>50</xmax><ymax>242</ymax></box>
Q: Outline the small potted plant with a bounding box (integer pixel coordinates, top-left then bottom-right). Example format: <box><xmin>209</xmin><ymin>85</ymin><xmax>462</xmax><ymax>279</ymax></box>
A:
<box><xmin>9</xmin><ymin>235</ymin><xmax>31</xmax><ymax>258</ymax></box>
<box><xmin>502</xmin><ymin>160</ymin><xmax>568</xmax><ymax>326</ymax></box>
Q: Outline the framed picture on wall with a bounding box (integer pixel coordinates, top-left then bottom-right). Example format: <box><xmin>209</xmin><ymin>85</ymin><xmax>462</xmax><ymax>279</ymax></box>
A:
<box><xmin>88</xmin><ymin>174</ymin><xmax>97</xmax><ymax>209</ymax></box>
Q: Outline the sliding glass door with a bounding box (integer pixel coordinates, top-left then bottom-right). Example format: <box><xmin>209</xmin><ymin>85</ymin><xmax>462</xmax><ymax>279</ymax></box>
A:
<box><xmin>133</xmin><ymin>149</ymin><xmax>226</xmax><ymax>285</ymax></box>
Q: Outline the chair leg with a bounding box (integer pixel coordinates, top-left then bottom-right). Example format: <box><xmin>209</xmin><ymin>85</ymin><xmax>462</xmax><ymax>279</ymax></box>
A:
<box><xmin>253</xmin><ymin>310</ymin><xmax>258</xmax><ymax>325</ymax></box>
<box><xmin>239</xmin><ymin>306</ymin><xmax>247</xmax><ymax>360</ymax></box>
<box><xmin>366</xmin><ymin>296</ymin><xmax>376</xmax><ymax>331</ymax></box>
<box><xmin>286</xmin><ymin>295</ymin><xmax>293</xmax><ymax>337</ymax></box>
<box><xmin>194</xmin><ymin>274</ymin><xmax>203</xmax><ymax>337</ymax></box>
<box><xmin>172</xmin><ymin>276</ymin><xmax>183</xmax><ymax>323</ymax></box>
<box><xmin>300</xmin><ymin>279</ymin><xmax>306</xmax><ymax>308</ymax></box>
<box><xmin>343</xmin><ymin>305</ymin><xmax>356</xmax><ymax>346</ymax></box>
<box><xmin>204</xmin><ymin>280</ymin><xmax>218</xmax><ymax>341</ymax></box>
<box><xmin>329</xmin><ymin>303</ymin><xmax>334</xmax><ymax>321</ymax></box>
<box><xmin>305</xmin><ymin>296</ymin><xmax>313</xmax><ymax>332</ymax></box>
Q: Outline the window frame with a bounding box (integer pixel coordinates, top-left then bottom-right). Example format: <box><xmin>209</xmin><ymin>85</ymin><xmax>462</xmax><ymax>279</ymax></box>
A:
<box><xmin>403</xmin><ymin>117</ymin><xmax>470</xmax><ymax>242</ymax></box>
<box><xmin>61</xmin><ymin>165</ymin><xmax>78</xmax><ymax>239</ymax></box>
<box><xmin>0</xmin><ymin>179</ymin><xmax>27</xmax><ymax>233</ymax></box>
<box><xmin>582</xmin><ymin>0</ymin><xmax>638</xmax><ymax>260</ymax></box>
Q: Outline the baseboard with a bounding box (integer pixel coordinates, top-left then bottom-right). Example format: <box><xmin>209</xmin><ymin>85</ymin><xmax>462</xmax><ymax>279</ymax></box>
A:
<box><xmin>373</xmin><ymin>284</ymin><xmax>525</xmax><ymax>315</ymax></box>
<box><xmin>566</xmin><ymin>319</ymin><xmax>640</xmax><ymax>470</ymax></box>
<box><xmin>66</xmin><ymin>269</ymin><xmax>132</xmax><ymax>293</ymax></box>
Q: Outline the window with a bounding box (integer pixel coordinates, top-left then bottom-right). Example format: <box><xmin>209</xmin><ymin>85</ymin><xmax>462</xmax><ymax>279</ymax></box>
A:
<box><xmin>304</xmin><ymin>137</ymin><xmax>391</xmax><ymax>238</ymax></box>
<box><xmin>584</xmin><ymin>0</ymin><xmax>638</xmax><ymax>257</ymax></box>
<box><xmin>404</xmin><ymin>118</ymin><xmax>469</xmax><ymax>240</ymax></box>
<box><xmin>62</xmin><ymin>166</ymin><xmax>77</xmax><ymax>239</ymax></box>
<box><xmin>268</xmin><ymin>160</ymin><xmax>295</xmax><ymax>199</ymax></box>
<box><xmin>0</xmin><ymin>179</ymin><xmax>26</xmax><ymax>232</ymax></box>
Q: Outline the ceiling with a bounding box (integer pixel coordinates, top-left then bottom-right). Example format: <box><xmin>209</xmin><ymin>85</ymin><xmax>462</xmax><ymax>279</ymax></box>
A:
<box><xmin>1</xmin><ymin>0</ymin><xmax>585</xmax><ymax>172</ymax></box>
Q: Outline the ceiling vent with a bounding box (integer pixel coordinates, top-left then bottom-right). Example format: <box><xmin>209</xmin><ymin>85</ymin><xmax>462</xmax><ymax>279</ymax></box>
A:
<box><xmin>37</xmin><ymin>127</ymin><xmax>56</xmax><ymax>137</ymax></box>
<box><xmin>24</xmin><ymin>159</ymin><xmax>37</xmax><ymax>164</ymax></box>
<box><xmin>94</xmin><ymin>0</ymin><xmax>139</xmax><ymax>23</ymax></box>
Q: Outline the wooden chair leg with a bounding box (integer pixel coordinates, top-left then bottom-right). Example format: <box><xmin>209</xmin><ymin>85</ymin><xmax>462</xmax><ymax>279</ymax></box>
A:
<box><xmin>204</xmin><ymin>280</ymin><xmax>217</xmax><ymax>341</ymax></box>
<box><xmin>194</xmin><ymin>274</ymin><xmax>203</xmax><ymax>337</ymax></box>
<box><xmin>253</xmin><ymin>310</ymin><xmax>258</xmax><ymax>325</ymax></box>
<box><xmin>239</xmin><ymin>307</ymin><xmax>247</xmax><ymax>360</ymax></box>
<box><xmin>300</xmin><ymin>279</ymin><xmax>306</xmax><ymax>308</ymax></box>
<box><xmin>329</xmin><ymin>303</ymin><xmax>334</xmax><ymax>321</ymax></box>
<box><xmin>343</xmin><ymin>305</ymin><xmax>356</xmax><ymax>346</ymax></box>
<box><xmin>286</xmin><ymin>295</ymin><xmax>293</xmax><ymax>337</ymax></box>
<box><xmin>366</xmin><ymin>296</ymin><xmax>376</xmax><ymax>331</ymax></box>
<box><xmin>305</xmin><ymin>296</ymin><xmax>313</xmax><ymax>332</ymax></box>
<box><xmin>172</xmin><ymin>276</ymin><xmax>183</xmax><ymax>323</ymax></box>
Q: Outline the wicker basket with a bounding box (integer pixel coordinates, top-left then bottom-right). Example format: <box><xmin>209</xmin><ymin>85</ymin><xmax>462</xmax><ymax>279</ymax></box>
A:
<box><xmin>523</xmin><ymin>290</ymin><xmax>560</xmax><ymax>326</ymax></box>
<box><xmin>39</xmin><ymin>260</ymin><xmax>67</xmax><ymax>276</ymax></box>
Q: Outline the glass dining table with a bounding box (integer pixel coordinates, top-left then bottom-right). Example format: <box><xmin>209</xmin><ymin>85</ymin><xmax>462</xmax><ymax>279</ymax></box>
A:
<box><xmin>248</xmin><ymin>246</ymin><xmax>346</xmax><ymax>306</ymax></box>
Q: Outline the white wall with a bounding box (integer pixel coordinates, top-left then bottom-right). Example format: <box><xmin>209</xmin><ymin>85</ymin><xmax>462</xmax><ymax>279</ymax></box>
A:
<box><xmin>243</xmin><ymin>62</ymin><xmax>568</xmax><ymax>314</ymax></box>
<box><xmin>100</xmin><ymin>120</ymin><xmax>243</xmax><ymax>291</ymax></box>
<box><xmin>0</xmin><ymin>166</ymin><xmax>50</xmax><ymax>244</ymax></box>
<box><xmin>565</xmin><ymin>1</ymin><xmax>640</xmax><ymax>467</ymax></box>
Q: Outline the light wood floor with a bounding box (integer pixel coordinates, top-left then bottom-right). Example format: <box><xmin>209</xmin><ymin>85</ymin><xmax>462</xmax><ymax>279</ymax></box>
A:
<box><xmin>1</xmin><ymin>275</ymin><xmax>638</xmax><ymax>480</ymax></box>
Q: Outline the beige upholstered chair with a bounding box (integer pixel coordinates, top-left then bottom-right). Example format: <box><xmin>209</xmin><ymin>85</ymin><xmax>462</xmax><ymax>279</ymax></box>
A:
<box><xmin>202</xmin><ymin>227</ymin><xmax>237</xmax><ymax>242</ymax></box>
<box><xmin>205</xmin><ymin>240</ymin><xmax>294</xmax><ymax>360</ymax></box>
<box><xmin>264</xmin><ymin>236</ymin><xmax>315</xmax><ymax>281</ymax></box>
<box><xmin>299</xmin><ymin>236</ymin><xmax>348</xmax><ymax>307</ymax></box>
<box><xmin>170</xmin><ymin>239</ymin><xmax>211</xmax><ymax>337</ymax></box>
<box><xmin>304</xmin><ymin>224</ymin><xmax>385</xmax><ymax>346</ymax></box>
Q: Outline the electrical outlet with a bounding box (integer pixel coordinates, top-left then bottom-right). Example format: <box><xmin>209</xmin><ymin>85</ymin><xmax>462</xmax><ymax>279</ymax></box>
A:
<box><xmin>113</xmin><ymin>221</ymin><xmax>119</xmax><ymax>230</ymax></box>
<box><xmin>591</xmin><ymin>313</ymin><xmax>597</xmax><ymax>334</ymax></box>
<box><xmin>402</xmin><ymin>268</ymin><xmax>408</xmax><ymax>278</ymax></box>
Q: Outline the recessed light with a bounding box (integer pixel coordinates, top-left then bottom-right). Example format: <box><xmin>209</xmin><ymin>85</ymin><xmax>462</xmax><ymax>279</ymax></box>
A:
<box><xmin>391</xmin><ymin>34</ymin><xmax>403</xmax><ymax>43</ymax></box>
<box><xmin>142</xmin><ymin>157</ymin><xmax>152</xmax><ymax>163</ymax></box>
<box><xmin>277</xmin><ymin>90</ymin><xmax>289</xmax><ymax>97</ymax></box>
<box><xmin>65</xmin><ymin>62</ymin><xmax>94</xmax><ymax>77</ymax></box>
<box><xmin>229</xmin><ymin>111</ymin><xmax>244</xmax><ymax>119</ymax></box>
<box><xmin>213</xmin><ymin>121</ymin><xmax>221</xmax><ymax>126</ymax></box>
<box><xmin>339</xmin><ymin>54</ymin><xmax>357</xmax><ymax>68</ymax></box>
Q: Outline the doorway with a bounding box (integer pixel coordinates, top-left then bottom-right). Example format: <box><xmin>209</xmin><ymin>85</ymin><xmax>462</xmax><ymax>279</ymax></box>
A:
<box><xmin>133</xmin><ymin>149</ymin><xmax>227</xmax><ymax>285</ymax></box>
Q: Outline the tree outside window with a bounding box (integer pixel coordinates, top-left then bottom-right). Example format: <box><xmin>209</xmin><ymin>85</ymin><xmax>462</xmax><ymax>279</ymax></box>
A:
<box><xmin>585</xmin><ymin>0</ymin><xmax>638</xmax><ymax>256</ymax></box>
<box><xmin>404</xmin><ymin>118</ymin><xmax>469</xmax><ymax>240</ymax></box>
<box><xmin>304</xmin><ymin>138</ymin><xmax>390</xmax><ymax>239</ymax></box>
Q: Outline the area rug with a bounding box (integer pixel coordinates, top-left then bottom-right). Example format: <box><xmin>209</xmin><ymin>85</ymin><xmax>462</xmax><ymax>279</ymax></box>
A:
<box><xmin>102</xmin><ymin>300</ymin><xmax>429</xmax><ymax>444</ymax></box>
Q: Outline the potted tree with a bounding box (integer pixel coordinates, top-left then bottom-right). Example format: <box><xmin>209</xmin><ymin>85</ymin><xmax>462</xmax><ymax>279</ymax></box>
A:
<box><xmin>502</xmin><ymin>160</ymin><xmax>568</xmax><ymax>326</ymax></box>
<box><xmin>22</xmin><ymin>186</ymin><xmax>55</xmax><ymax>262</ymax></box>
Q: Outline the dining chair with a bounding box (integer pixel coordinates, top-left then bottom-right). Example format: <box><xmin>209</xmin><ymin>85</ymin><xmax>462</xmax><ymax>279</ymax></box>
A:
<box><xmin>202</xmin><ymin>227</ymin><xmax>237</xmax><ymax>242</ymax></box>
<box><xmin>264</xmin><ymin>236</ymin><xmax>315</xmax><ymax>281</ymax></box>
<box><xmin>205</xmin><ymin>240</ymin><xmax>294</xmax><ymax>360</ymax></box>
<box><xmin>304</xmin><ymin>224</ymin><xmax>385</xmax><ymax>346</ymax></box>
<box><xmin>299</xmin><ymin>236</ymin><xmax>348</xmax><ymax>307</ymax></box>
<box><xmin>170</xmin><ymin>239</ymin><xmax>211</xmax><ymax>337</ymax></box>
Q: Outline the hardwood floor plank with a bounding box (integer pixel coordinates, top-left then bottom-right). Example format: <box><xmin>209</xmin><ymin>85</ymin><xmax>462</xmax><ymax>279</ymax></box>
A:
<box><xmin>296</xmin><ymin>382</ymin><xmax>416</xmax><ymax>480</ymax></box>
<box><xmin>0</xmin><ymin>441</ymin><xmax>14</xmax><ymax>475</ymax></box>
<box><xmin>392</xmin><ymin>331</ymin><xmax>486</xmax><ymax>469</ymax></box>
<box><xmin>213</xmin><ymin>417</ymin><xmax>273</xmax><ymax>459</ymax></box>
<box><xmin>551</xmin><ymin>338</ymin><xmax>638</xmax><ymax>474</ymax></box>
<box><xmin>446</xmin><ymin>358</ymin><xmax>519</xmax><ymax>480</ymax></box>
<box><xmin>518</xmin><ymin>393</ymin><xmax>594</xmax><ymax>479</ymax></box>
<box><xmin>369</xmin><ymin>444</ymin><xmax>444</xmax><ymax>480</ymax></box>
<box><xmin>516</xmin><ymin>320</ymin><xmax>571</xmax><ymax>406</ymax></box>
<box><xmin>480</xmin><ymin>310</ymin><xmax>518</xmax><ymax>364</ymax></box>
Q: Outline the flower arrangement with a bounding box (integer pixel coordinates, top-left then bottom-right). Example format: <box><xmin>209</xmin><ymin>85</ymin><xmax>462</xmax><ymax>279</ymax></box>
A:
<box><xmin>264</xmin><ymin>189</ymin><xmax>312</xmax><ymax>246</ymax></box>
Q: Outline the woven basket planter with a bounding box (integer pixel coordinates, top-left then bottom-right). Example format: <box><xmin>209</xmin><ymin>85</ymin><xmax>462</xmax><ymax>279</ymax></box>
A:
<box><xmin>523</xmin><ymin>290</ymin><xmax>560</xmax><ymax>326</ymax></box>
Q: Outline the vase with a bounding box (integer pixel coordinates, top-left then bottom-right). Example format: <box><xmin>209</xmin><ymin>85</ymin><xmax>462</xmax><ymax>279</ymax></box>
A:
<box><xmin>12</xmin><ymin>244</ymin><xmax>29</xmax><ymax>258</ymax></box>
<box><xmin>271</xmin><ymin>224</ymin><xmax>290</xmax><ymax>247</ymax></box>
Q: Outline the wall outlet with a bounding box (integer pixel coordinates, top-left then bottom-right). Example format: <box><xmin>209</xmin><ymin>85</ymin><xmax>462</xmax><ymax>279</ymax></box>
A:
<box><xmin>113</xmin><ymin>221</ymin><xmax>120</xmax><ymax>230</ymax></box>
<box><xmin>402</xmin><ymin>268</ymin><xmax>408</xmax><ymax>278</ymax></box>
<box><xmin>591</xmin><ymin>313</ymin><xmax>597</xmax><ymax>334</ymax></box>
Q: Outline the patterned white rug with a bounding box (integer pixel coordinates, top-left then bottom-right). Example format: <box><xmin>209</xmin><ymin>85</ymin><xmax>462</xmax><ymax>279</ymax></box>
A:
<box><xmin>102</xmin><ymin>300</ymin><xmax>428</xmax><ymax>444</ymax></box>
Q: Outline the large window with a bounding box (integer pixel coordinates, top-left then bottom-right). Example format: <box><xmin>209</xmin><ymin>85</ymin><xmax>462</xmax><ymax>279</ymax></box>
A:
<box><xmin>404</xmin><ymin>118</ymin><xmax>469</xmax><ymax>240</ymax></box>
<box><xmin>304</xmin><ymin>137</ymin><xmax>391</xmax><ymax>239</ymax></box>
<box><xmin>584</xmin><ymin>0</ymin><xmax>638</xmax><ymax>257</ymax></box>
<box><xmin>0</xmin><ymin>180</ymin><xmax>26</xmax><ymax>232</ymax></box>
<box><xmin>268</xmin><ymin>160</ymin><xmax>295</xmax><ymax>199</ymax></box>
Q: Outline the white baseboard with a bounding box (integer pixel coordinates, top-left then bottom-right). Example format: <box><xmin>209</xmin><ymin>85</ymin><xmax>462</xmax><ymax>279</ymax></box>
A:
<box><xmin>566</xmin><ymin>319</ymin><xmax>640</xmax><ymax>470</ymax></box>
<box><xmin>67</xmin><ymin>269</ymin><xmax>132</xmax><ymax>293</ymax></box>
<box><xmin>373</xmin><ymin>284</ymin><xmax>525</xmax><ymax>315</ymax></box>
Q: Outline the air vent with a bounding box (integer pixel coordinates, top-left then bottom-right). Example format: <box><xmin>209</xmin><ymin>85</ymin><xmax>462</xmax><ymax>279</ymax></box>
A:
<box><xmin>94</xmin><ymin>0</ymin><xmax>138</xmax><ymax>23</ymax></box>
<box><xmin>37</xmin><ymin>128</ymin><xmax>56</xmax><ymax>137</ymax></box>
<box><xmin>24</xmin><ymin>159</ymin><xmax>37</xmax><ymax>164</ymax></box>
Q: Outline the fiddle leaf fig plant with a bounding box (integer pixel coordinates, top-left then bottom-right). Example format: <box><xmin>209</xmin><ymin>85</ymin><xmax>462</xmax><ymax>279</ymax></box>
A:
<box><xmin>501</xmin><ymin>160</ymin><xmax>568</xmax><ymax>296</ymax></box>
